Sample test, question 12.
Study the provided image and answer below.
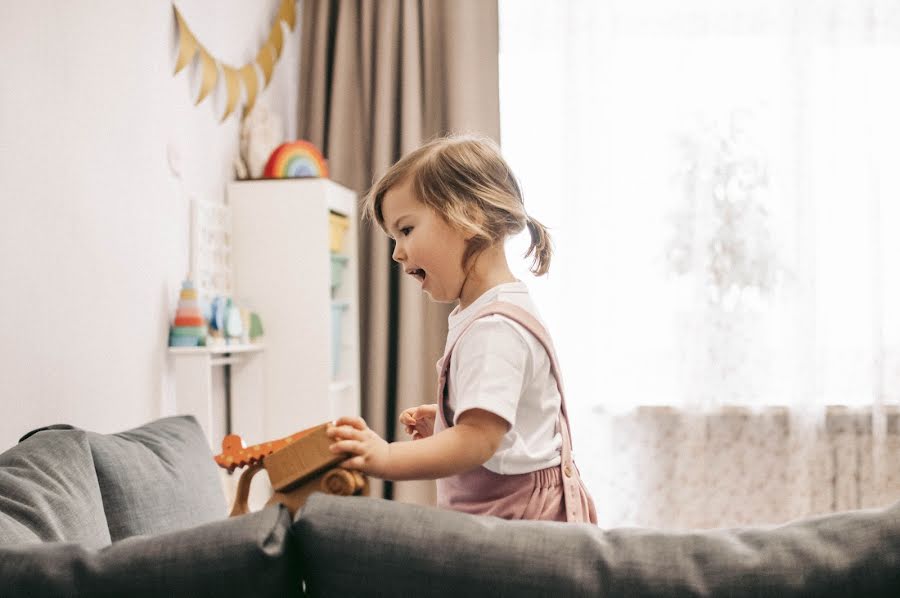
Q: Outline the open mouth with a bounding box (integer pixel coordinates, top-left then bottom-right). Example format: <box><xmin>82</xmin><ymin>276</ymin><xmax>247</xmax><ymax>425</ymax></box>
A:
<box><xmin>407</xmin><ymin>268</ymin><xmax>426</xmax><ymax>283</ymax></box>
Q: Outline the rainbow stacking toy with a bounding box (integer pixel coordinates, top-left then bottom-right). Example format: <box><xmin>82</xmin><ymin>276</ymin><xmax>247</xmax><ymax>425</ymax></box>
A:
<box><xmin>263</xmin><ymin>140</ymin><xmax>329</xmax><ymax>179</ymax></box>
<box><xmin>169</xmin><ymin>279</ymin><xmax>207</xmax><ymax>347</ymax></box>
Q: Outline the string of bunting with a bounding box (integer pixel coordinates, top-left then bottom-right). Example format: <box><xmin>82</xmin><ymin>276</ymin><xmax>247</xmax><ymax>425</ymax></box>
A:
<box><xmin>173</xmin><ymin>0</ymin><xmax>296</xmax><ymax>122</ymax></box>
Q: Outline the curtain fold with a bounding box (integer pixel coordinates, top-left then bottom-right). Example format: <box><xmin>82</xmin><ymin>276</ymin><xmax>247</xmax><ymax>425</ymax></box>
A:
<box><xmin>299</xmin><ymin>0</ymin><xmax>500</xmax><ymax>503</ymax></box>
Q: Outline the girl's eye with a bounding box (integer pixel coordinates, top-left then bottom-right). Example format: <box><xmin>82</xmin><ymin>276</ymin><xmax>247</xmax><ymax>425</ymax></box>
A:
<box><xmin>400</xmin><ymin>227</ymin><xmax>413</xmax><ymax>236</ymax></box>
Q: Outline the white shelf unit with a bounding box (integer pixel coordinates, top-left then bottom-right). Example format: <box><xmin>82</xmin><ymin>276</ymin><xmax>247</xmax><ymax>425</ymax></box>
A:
<box><xmin>228</xmin><ymin>178</ymin><xmax>361</xmax><ymax>443</ymax></box>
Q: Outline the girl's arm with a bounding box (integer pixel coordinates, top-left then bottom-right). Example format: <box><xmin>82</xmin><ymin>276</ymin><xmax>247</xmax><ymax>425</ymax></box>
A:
<box><xmin>327</xmin><ymin>410</ymin><xmax>509</xmax><ymax>481</ymax></box>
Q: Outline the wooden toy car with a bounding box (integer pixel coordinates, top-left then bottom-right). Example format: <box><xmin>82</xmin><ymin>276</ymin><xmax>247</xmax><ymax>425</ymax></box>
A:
<box><xmin>214</xmin><ymin>423</ymin><xmax>369</xmax><ymax>516</ymax></box>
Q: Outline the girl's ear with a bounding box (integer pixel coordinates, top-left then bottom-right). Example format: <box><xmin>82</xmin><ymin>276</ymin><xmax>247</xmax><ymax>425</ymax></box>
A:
<box><xmin>463</xmin><ymin>205</ymin><xmax>487</xmax><ymax>239</ymax></box>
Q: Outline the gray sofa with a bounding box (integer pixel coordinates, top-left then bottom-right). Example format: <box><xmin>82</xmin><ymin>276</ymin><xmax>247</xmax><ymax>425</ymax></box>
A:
<box><xmin>1</xmin><ymin>415</ymin><xmax>898</xmax><ymax>597</ymax></box>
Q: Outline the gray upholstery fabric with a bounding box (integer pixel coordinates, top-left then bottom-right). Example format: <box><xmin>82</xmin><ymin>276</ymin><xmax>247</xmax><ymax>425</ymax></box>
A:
<box><xmin>0</xmin><ymin>504</ymin><xmax>301</xmax><ymax>597</ymax></box>
<box><xmin>0</xmin><ymin>429</ymin><xmax>110</xmax><ymax>548</ymax></box>
<box><xmin>295</xmin><ymin>493</ymin><xmax>900</xmax><ymax>597</ymax></box>
<box><xmin>87</xmin><ymin>415</ymin><xmax>227</xmax><ymax>541</ymax></box>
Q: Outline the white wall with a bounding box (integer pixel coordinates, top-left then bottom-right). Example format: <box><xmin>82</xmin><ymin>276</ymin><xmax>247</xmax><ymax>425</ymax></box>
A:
<box><xmin>0</xmin><ymin>1</ymin><xmax>300</xmax><ymax>449</ymax></box>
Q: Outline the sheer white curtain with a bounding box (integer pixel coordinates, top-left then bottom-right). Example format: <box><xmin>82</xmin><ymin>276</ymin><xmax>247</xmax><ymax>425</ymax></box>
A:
<box><xmin>500</xmin><ymin>0</ymin><xmax>900</xmax><ymax>528</ymax></box>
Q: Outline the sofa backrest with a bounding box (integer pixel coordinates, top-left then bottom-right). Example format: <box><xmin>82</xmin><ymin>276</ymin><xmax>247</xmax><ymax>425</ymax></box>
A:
<box><xmin>0</xmin><ymin>415</ymin><xmax>227</xmax><ymax>547</ymax></box>
<box><xmin>0</xmin><ymin>428</ymin><xmax>111</xmax><ymax>548</ymax></box>
<box><xmin>296</xmin><ymin>493</ymin><xmax>900</xmax><ymax>597</ymax></box>
<box><xmin>87</xmin><ymin>415</ymin><xmax>227</xmax><ymax>541</ymax></box>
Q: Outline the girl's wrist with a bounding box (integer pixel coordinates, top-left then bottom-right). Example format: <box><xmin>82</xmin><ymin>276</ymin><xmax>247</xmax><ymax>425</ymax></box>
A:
<box><xmin>375</xmin><ymin>440</ymin><xmax>396</xmax><ymax>480</ymax></box>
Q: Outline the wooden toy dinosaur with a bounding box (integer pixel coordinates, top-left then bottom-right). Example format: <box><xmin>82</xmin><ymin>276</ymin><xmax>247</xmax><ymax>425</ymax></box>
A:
<box><xmin>215</xmin><ymin>428</ymin><xmax>312</xmax><ymax>472</ymax></box>
<box><xmin>214</xmin><ymin>422</ymin><xmax>369</xmax><ymax>516</ymax></box>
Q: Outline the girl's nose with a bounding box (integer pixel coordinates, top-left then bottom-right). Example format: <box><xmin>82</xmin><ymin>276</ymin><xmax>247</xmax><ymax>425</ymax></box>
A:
<box><xmin>392</xmin><ymin>241</ymin><xmax>405</xmax><ymax>263</ymax></box>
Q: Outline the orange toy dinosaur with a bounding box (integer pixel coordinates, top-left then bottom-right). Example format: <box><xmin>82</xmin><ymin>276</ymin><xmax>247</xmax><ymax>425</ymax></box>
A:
<box><xmin>214</xmin><ymin>423</ymin><xmax>369</xmax><ymax>516</ymax></box>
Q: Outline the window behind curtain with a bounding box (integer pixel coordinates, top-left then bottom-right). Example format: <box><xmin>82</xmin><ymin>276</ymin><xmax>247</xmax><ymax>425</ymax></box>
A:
<box><xmin>499</xmin><ymin>0</ymin><xmax>900</xmax><ymax>526</ymax></box>
<box><xmin>499</xmin><ymin>0</ymin><xmax>900</xmax><ymax>412</ymax></box>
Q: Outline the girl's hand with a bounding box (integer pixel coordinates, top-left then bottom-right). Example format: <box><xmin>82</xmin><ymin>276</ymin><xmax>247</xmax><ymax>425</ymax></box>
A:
<box><xmin>326</xmin><ymin>416</ymin><xmax>391</xmax><ymax>478</ymax></box>
<box><xmin>399</xmin><ymin>404</ymin><xmax>437</xmax><ymax>440</ymax></box>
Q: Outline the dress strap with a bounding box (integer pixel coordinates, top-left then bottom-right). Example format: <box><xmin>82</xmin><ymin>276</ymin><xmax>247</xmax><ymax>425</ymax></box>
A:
<box><xmin>437</xmin><ymin>301</ymin><xmax>572</xmax><ymax>426</ymax></box>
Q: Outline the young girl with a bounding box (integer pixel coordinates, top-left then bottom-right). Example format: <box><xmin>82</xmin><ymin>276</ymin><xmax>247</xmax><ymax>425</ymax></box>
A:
<box><xmin>326</xmin><ymin>134</ymin><xmax>596</xmax><ymax>523</ymax></box>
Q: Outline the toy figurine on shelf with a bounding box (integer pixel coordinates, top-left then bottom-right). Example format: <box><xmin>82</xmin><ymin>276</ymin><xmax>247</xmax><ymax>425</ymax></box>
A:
<box><xmin>224</xmin><ymin>298</ymin><xmax>243</xmax><ymax>344</ymax></box>
<box><xmin>169</xmin><ymin>278</ymin><xmax>207</xmax><ymax>347</ymax></box>
<box><xmin>249</xmin><ymin>312</ymin><xmax>264</xmax><ymax>341</ymax></box>
<box><xmin>206</xmin><ymin>296</ymin><xmax>224</xmax><ymax>346</ymax></box>
<box><xmin>214</xmin><ymin>423</ymin><xmax>368</xmax><ymax>517</ymax></box>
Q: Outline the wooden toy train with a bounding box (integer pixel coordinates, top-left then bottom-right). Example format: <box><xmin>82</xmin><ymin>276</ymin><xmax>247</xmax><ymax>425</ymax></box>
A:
<box><xmin>214</xmin><ymin>422</ymin><xmax>369</xmax><ymax>516</ymax></box>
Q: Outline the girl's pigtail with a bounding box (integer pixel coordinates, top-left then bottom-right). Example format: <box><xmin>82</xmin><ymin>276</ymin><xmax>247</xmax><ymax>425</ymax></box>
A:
<box><xmin>524</xmin><ymin>215</ymin><xmax>553</xmax><ymax>276</ymax></box>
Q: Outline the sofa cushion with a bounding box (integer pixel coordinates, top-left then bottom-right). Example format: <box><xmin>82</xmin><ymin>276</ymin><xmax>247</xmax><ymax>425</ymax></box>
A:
<box><xmin>87</xmin><ymin>415</ymin><xmax>227</xmax><ymax>541</ymax></box>
<box><xmin>295</xmin><ymin>493</ymin><xmax>900</xmax><ymax>597</ymax></box>
<box><xmin>0</xmin><ymin>504</ymin><xmax>301</xmax><ymax>597</ymax></box>
<box><xmin>0</xmin><ymin>428</ymin><xmax>110</xmax><ymax>548</ymax></box>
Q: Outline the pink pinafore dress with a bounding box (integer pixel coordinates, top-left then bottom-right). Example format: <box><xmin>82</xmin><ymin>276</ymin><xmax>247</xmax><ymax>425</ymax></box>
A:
<box><xmin>434</xmin><ymin>301</ymin><xmax>597</xmax><ymax>523</ymax></box>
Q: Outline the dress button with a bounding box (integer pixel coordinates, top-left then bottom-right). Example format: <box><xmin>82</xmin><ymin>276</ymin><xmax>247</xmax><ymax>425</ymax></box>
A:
<box><xmin>564</xmin><ymin>465</ymin><xmax>572</xmax><ymax>477</ymax></box>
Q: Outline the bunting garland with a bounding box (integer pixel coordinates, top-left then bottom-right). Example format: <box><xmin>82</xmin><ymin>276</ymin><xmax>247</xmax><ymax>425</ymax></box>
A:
<box><xmin>173</xmin><ymin>0</ymin><xmax>296</xmax><ymax>122</ymax></box>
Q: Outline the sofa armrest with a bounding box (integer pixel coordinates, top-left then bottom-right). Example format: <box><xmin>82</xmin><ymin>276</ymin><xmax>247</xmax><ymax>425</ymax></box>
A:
<box><xmin>294</xmin><ymin>493</ymin><xmax>900</xmax><ymax>597</ymax></box>
<box><xmin>0</xmin><ymin>505</ymin><xmax>301</xmax><ymax>598</ymax></box>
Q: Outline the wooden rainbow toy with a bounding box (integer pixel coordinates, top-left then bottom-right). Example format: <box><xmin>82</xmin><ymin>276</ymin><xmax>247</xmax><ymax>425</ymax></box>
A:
<box><xmin>263</xmin><ymin>140</ymin><xmax>329</xmax><ymax>179</ymax></box>
<box><xmin>169</xmin><ymin>278</ymin><xmax>207</xmax><ymax>347</ymax></box>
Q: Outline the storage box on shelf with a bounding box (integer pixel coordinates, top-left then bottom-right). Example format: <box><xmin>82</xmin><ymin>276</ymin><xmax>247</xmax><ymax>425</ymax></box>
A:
<box><xmin>328</xmin><ymin>213</ymin><xmax>351</xmax><ymax>379</ymax></box>
<box><xmin>330</xmin><ymin>253</ymin><xmax>349</xmax><ymax>296</ymax></box>
<box><xmin>328</xmin><ymin>212</ymin><xmax>350</xmax><ymax>253</ymax></box>
<box><xmin>228</xmin><ymin>179</ymin><xmax>361</xmax><ymax>444</ymax></box>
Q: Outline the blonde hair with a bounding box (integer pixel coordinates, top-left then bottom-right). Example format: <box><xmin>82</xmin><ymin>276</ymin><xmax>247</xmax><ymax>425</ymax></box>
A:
<box><xmin>362</xmin><ymin>134</ymin><xmax>553</xmax><ymax>276</ymax></box>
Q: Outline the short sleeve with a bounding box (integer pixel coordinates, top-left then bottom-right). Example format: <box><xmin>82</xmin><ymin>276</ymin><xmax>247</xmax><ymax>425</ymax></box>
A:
<box><xmin>449</xmin><ymin>316</ymin><xmax>531</xmax><ymax>427</ymax></box>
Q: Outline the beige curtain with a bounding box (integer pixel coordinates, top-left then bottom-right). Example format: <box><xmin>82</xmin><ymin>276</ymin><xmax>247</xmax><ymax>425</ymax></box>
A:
<box><xmin>298</xmin><ymin>0</ymin><xmax>500</xmax><ymax>503</ymax></box>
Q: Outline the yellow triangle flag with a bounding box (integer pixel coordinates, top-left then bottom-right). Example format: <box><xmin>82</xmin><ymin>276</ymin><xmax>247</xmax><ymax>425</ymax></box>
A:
<box><xmin>279</xmin><ymin>0</ymin><xmax>296</xmax><ymax>31</ymax></box>
<box><xmin>173</xmin><ymin>8</ymin><xmax>199</xmax><ymax>74</ymax></box>
<box><xmin>239</xmin><ymin>64</ymin><xmax>260</xmax><ymax>117</ymax></box>
<box><xmin>256</xmin><ymin>44</ymin><xmax>276</xmax><ymax>87</ymax></box>
<box><xmin>269</xmin><ymin>19</ymin><xmax>284</xmax><ymax>59</ymax></box>
<box><xmin>195</xmin><ymin>48</ymin><xmax>219</xmax><ymax>105</ymax></box>
<box><xmin>221</xmin><ymin>65</ymin><xmax>241</xmax><ymax>122</ymax></box>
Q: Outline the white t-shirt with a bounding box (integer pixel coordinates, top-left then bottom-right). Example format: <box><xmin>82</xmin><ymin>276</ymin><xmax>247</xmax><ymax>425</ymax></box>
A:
<box><xmin>444</xmin><ymin>281</ymin><xmax>562</xmax><ymax>474</ymax></box>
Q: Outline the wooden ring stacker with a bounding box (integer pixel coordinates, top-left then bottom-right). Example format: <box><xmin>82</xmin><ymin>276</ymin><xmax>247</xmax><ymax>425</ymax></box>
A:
<box><xmin>214</xmin><ymin>423</ymin><xmax>369</xmax><ymax>517</ymax></box>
